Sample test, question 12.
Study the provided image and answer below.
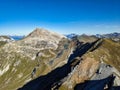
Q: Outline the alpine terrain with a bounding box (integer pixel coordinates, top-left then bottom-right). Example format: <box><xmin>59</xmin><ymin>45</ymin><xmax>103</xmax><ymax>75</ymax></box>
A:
<box><xmin>0</xmin><ymin>28</ymin><xmax>120</xmax><ymax>90</ymax></box>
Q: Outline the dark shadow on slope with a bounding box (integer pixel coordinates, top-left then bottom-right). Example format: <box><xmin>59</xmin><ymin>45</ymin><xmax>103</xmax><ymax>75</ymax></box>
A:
<box><xmin>18</xmin><ymin>59</ymin><xmax>80</xmax><ymax>90</ymax></box>
<box><xmin>74</xmin><ymin>74</ymin><xmax>116</xmax><ymax>90</ymax></box>
<box><xmin>68</xmin><ymin>39</ymin><xmax>101</xmax><ymax>63</ymax></box>
<box><xmin>89</xmin><ymin>39</ymin><xmax>103</xmax><ymax>52</ymax></box>
<box><xmin>18</xmin><ymin>39</ymin><xmax>102</xmax><ymax>90</ymax></box>
<box><xmin>107</xmin><ymin>86</ymin><xmax>120</xmax><ymax>90</ymax></box>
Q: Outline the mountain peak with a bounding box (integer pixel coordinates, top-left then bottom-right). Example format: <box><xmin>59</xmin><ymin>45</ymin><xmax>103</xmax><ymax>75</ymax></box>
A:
<box><xmin>27</xmin><ymin>28</ymin><xmax>49</xmax><ymax>37</ymax></box>
<box><xmin>27</xmin><ymin>28</ymin><xmax>65</xmax><ymax>39</ymax></box>
<box><xmin>18</xmin><ymin>28</ymin><xmax>66</xmax><ymax>51</ymax></box>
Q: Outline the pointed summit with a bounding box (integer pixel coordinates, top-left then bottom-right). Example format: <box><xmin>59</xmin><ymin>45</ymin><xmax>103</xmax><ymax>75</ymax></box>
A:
<box><xmin>26</xmin><ymin>28</ymin><xmax>65</xmax><ymax>39</ymax></box>
<box><xmin>27</xmin><ymin>28</ymin><xmax>49</xmax><ymax>37</ymax></box>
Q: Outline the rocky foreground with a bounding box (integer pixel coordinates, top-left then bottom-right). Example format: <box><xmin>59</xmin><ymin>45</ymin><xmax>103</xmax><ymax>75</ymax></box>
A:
<box><xmin>0</xmin><ymin>28</ymin><xmax>120</xmax><ymax>90</ymax></box>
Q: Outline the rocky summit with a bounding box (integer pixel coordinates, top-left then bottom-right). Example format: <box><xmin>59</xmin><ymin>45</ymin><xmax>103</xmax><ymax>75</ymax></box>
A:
<box><xmin>0</xmin><ymin>28</ymin><xmax>120</xmax><ymax>90</ymax></box>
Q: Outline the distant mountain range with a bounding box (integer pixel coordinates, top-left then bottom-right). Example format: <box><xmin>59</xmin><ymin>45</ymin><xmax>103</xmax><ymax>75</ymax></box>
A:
<box><xmin>66</xmin><ymin>32</ymin><xmax>120</xmax><ymax>41</ymax></box>
<box><xmin>96</xmin><ymin>32</ymin><xmax>120</xmax><ymax>39</ymax></box>
<box><xmin>95</xmin><ymin>32</ymin><xmax>120</xmax><ymax>42</ymax></box>
<box><xmin>4</xmin><ymin>32</ymin><xmax>120</xmax><ymax>41</ymax></box>
<box><xmin>65</xmin><ymin>33</ymin><xmax>78</xmax><ymax>39</ymax></box>
<box><xmin>9</xmin><ymin>35</ymin><xmax>25</xmax><ymax>40</ymax></box>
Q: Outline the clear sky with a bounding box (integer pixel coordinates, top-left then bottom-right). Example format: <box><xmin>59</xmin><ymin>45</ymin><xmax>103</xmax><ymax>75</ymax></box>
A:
<box><xmin>0</xmin><ymin>0</ymin><xmax>120</xmax><ymax>35</ymax></box>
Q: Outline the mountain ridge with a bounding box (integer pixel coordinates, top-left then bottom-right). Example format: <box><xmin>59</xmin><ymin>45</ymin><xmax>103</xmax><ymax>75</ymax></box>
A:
<box><xmin>0</xmin><ymin>29</ymin><xmax>120</xmax><ymax>90</ymax></box>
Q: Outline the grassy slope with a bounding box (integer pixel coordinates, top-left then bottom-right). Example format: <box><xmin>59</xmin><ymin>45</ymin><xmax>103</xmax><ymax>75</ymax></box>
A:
<box><xmin>0</xmin><ymin>52</ymin><xmax>37</xmax><ymax>90</ymax></box>
<box><xmin>0</xmin><ymin>41</ymin><xmax>7</xmax><ymax>47</ymax></box>
<box><xmin>86</xmin><ymin>39</ymin><xmax>120</xmax><ymax>71</ymax></box>
<box><xmin>77</xmin><ymin>35</ymin><xmax>97</xmax><ymax>43</ymax></box>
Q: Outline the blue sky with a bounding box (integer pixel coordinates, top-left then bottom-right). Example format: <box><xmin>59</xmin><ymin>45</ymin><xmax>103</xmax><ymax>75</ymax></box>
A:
<box><xmin>0</xmin><ymin>0</ymin><xmax>120</xmax><ymax>35</ymax></box>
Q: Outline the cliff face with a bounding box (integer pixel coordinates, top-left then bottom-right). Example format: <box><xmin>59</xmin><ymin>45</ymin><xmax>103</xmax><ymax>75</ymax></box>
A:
<box><xmin>0</xmin><ymin>29</ymin><xmax>120</xmax><ymax>90</ymax></box>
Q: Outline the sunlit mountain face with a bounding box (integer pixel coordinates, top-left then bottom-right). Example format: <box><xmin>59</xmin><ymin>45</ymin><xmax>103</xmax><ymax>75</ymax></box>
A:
<box><xmin>0</xmin><ymin>0</ymin><xmax>120</xmax><ymax>90</ymax></box>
